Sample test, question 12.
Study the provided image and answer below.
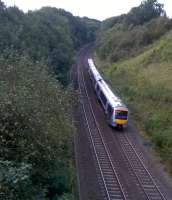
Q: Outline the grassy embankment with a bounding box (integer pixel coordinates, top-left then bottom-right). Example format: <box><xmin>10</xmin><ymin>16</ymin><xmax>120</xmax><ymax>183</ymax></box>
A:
<box><xmin>96</xmin><ymin>31</ymin><xmax>172</xmax><ymax>172</ymax></box>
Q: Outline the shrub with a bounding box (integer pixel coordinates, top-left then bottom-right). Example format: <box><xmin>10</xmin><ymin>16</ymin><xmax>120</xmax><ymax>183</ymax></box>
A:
<box><xmin>0</xmin><ymin>51</ymin><xmax>75</xmax><ymax>199</ymax></box>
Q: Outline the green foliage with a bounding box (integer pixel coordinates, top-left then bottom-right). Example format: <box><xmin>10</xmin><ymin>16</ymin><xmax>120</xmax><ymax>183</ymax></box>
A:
<box><xmin>58</xmin><ymin>9</ymin><xmax>100</xmax><ymax>48</ymax></box>
<box><xmin>101</xmin><ymin>15</ymin><xmax>127</xmax><ymax>31</ymax></box>
<box><xmin>96</xmin><ymin>31</ymin><xmax>172</xmax><ymax>172</ymax></box>
<box><xmin>101</xmin><ymin>0</ymin><xmax>165</xmax><ymax>29</ymax></box>
<box><xmin>125</xmin><ymin>0</ymin><xmax>165</xmax><ymax>26</ymax></box>
<box><xmin>0</xmin><ymin>1</ymin><xmax>100</xmax><ymax>199</ymax></box>
<box><xmin>97</xmin><ymin>0</ymin><xmax>170</xmax><ymax>62</ymax></box>
<box><xmin>0</xmin><ymin>161</ymin><xmax>36</xmax><ymax>200</ymax></box>
<box><xmin>96</xmin><ymin>16</ymin><xmax>172</xmax><ymax>62</ymax></box>
<box><xmin>152</xmin><ymin>129</ymin><xmax>172</xmax><ymax>168</ymax></box>
<box><xmin>0</xmin><ymin>51</ymin><xmax>75</xmax><ymax>199</ymax></box>
<box><xmin>58</xmin><ymin>193</ymin><xmax>75</xmax><ymax>200</ymax></box>
<box><xmin>0</xmin><ymin>2</ymin><xmax>100</xmax><ymax>85</ymax></box>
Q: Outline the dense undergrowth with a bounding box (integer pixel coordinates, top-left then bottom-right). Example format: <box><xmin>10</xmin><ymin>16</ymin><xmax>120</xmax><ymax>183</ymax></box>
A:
<box><xmin>96</xmin><ymin>16</ymin><xmax>172</xmax><ymax>62</ymax></box>
<box><xmin>0</xmin><ymin>2</ymin><xmax>100</xmax><ymax>85</ymax></box>
<box><xmin>96</xmin><ymin>0</ymin><xmax>171</xmax><ymax>63</ymax></box>
<box><xmin>96</xmin><ymin>29</ymin><xmax>172</xmax><ymax>173</ymax></box>
<box><xmin>0</xmin><ymin>52</ymin><xmax>76</xmax><ymax>199</ymax></box>
<box><xmin>96</xmin><ymin>0</ymin><xmax>172</xmax><ymax>173</ymax></box>
<box><xmin>0</xmin><ymin>1</ymin><xmax>100</xmax><ymax>199</ymax></box>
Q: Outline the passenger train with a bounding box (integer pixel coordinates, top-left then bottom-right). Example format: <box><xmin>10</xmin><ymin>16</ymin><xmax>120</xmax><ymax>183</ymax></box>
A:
<box><xmin>88</xmin><ymin>58</ymin><xmax>128</xmax><ymax>128</ymax></box>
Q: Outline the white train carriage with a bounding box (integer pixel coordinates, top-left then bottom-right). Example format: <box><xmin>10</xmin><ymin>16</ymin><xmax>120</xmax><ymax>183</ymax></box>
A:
<box><xmin>88</xmin><ymin>58</ymin><xmax>128</xmax><ymax>128</ymax></box>
<box><xmin>88</xmin><ymin>59</ymin><xmax>103</xmax><ymax>90</ymax></box>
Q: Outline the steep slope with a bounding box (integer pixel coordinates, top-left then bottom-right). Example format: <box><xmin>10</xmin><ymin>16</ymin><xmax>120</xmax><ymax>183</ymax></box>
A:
<box><xmin>96</xmin><ymin>0</ymin><xmax>171</xmax><ymax>63</ymax></box>
<box><xmin>96</xmin><ymin>16</ymin><xmax>172</xmax><ymax>62</ymax></box>
<box><xmin>96</xmin><ymin>31</ymin><xmax>172</xmax><ymax>172</ymax></box>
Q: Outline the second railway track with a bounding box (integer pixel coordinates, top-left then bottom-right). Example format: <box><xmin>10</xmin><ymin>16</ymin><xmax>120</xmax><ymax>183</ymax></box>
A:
<box><xmin>116</xmin><ymin>133</ymin><xmax>166</xmax><ymax>200</ymax></box>
<box><xmin>76</xmin><ymin>47</ymin><xmax>168</xmax><ymax>200</ymax></box>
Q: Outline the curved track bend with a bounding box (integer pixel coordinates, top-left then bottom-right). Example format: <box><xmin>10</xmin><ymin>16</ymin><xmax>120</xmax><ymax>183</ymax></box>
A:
<box><xmin>75</xmin><ymin>45</ymin><xmax>170</xmax><ymax>200</ymax></box>
<box><xmin>77</xmin><ymin>53</ymin><xmax>127</xmax><ymax>200</ymax></box>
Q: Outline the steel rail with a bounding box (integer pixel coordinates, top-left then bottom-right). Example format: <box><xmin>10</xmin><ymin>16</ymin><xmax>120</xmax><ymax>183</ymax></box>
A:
<box><xmin>77</xmin><ymin>61</ymin><xmax>127</xmax><ymax>200</ymax></box>
<box><xmin>77</xmin><ymin>64</ymin><xmax>111</xmax><ymax>200</ymax></box>
<box><xmin>77</xmin><ymin>50</ymin><xmax>167</xmax><ymax>200</ymax></box>
<box><xmin>120</xmin><ymin>134</ymin><xmax>167</xmax><ymax>200</ymax></box>
<box><xmin>81</xmin><ymin>51</ymin><xmax>166</xmax><ymax>200</ymax></box>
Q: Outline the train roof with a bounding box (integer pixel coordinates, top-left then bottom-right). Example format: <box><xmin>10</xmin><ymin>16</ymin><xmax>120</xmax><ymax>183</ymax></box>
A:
<box><xmin>88</xmin><ymin>58</ymin><xmax>127</xmax><ymax>110</ymax></box>
<box><xmin>88</xmin><ymin>58</ymin><xmax>103</xmax><ymax>81</ymax></box>
<box><xmin>98</xmin><ymin>79</ymin><xmax>126</xmax><ymax>108</ymax></box>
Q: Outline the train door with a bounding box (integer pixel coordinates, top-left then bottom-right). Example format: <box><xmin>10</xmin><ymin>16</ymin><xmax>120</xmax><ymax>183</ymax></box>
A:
<box><xmin>105</xmin><ymin>102</ymin><xmax>109</xmax><ymax>114</ymax></box>
<box><xmin>88</xmin><ymin>68</ymin><xmax>91</xmax><ymax>78</ymax></box>
<box><xmin>107</xmin><ymin>104</ymin><xmax>113</xmax><ymax>124</ymax></box>
<box><xmin>99</xmin><ymin>90</ymin><xmax>107</xmax><ymax>110</ymax></box>
<box><xmin>95</xmin><ymin>83</ymin><xmax>100</xmax><ymax>95</ymax></box>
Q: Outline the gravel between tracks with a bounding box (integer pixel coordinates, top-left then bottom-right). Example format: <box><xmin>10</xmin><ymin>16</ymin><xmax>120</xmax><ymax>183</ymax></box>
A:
<box><xmin>73</xmin><ymin>45</ymin><xmax>172</xmax><ymax>200</ymax></box>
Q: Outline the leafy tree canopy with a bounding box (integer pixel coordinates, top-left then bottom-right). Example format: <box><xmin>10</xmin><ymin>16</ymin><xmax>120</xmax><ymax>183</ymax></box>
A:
<box><xmin>0</xmin><ymin>1</ymin><xmax>100</xmax><ymax>85</ymax></box>
<box><xmin>0</xmin><ymin>0</ymin><xmax>100</xmax><ymax>199</ymax></box>
<box><xmin>96</xmin><ymin>0</ymin><xmax>171</xmax><ymax>62</ymax></box>
<box><xmin>101</xmin><ymin>0</ymin><xmax>165</xmax><ymax>30</ymax></box>
<box><xmin>125</xmin><ymin>0</ymin><xmax>166</xmax><ymax>26</ymax></box>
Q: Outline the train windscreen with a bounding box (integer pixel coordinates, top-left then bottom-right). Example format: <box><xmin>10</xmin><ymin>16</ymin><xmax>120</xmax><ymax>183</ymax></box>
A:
<box><xmin>115</xmin><ymin>110</ymin><xmax>128</xmax><ymax>120</ymax></box>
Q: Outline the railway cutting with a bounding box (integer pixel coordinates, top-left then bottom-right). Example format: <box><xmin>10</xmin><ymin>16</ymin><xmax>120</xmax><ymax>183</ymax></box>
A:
<box><xmin>73</xmin><ymin>45</ymin><xmax>172</xmax><ymax>200</ymax></box>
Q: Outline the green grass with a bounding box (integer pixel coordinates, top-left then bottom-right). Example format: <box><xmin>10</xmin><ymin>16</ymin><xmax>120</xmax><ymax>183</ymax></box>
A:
<box><xmin>95</xmin><ymin>31</ymin><xmax>172</xmax><ymax>173</ymax></box>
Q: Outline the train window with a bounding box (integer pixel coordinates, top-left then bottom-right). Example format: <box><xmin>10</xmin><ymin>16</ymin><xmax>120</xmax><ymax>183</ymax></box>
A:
<box><xmin>107</xmin><ymin>104</ymin><xmax>113</xmax><ymax>115</ymax></box>
<box><xmin>90</xmin><ymin>73</ymin><xmax>93</xmax><ymax>80</ymax></box>
<box><xmin>115</xmin><ymin>110</ymin><xmax>128</xmax><ymax>120</ymax></box>
<box><xmin>91</xmin><ymin>73</ymin><xmax>94</xmax><ymax>81</ymax></box>
<box><xmin>96</xmin><ymin>84</ymin><xmax>100</xmax><ymax>91</ymax></box>
<box><xmin>100</xmin><ymin>91</ymin><xmax>107</xmax><ymax>105</ymax></box>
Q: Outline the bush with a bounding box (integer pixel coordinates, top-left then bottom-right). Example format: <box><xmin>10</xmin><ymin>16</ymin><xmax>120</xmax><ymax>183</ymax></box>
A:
<box><xmin>96</xmin><ymin>17</ymin><xmax>172</xmax><ymax>62</ymax></box>
<box><xmin>0</xmin><ymin>52</ymin><xmax>75</xmax><ymax>199</ymax></box>
<box><xmin>152</xmin><ymin>129</ymin><xmax>172</xmax><ymax>170</ymax></box>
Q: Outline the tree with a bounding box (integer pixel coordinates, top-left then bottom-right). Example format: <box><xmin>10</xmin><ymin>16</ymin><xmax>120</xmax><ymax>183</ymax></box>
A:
<box><xmin>0</xmin><ymin>0</ymin><xmax>5</xmax><ymax>10</ymax></box>
<box><xmin>125</xmin><ymin>0</ymin><xmax>166</xmax><ymax>26</ymax></box>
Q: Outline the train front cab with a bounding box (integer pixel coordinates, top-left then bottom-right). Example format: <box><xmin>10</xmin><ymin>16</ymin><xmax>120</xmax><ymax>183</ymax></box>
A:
<box><xmin>106</xmin><ymin>104</ymin><xmax>128</xmax><ymax>128</ymax></box>
<box><xmin>112</xmin><ymin>109</ymin><xmax>128</xmax><ymax>128</ymax></box>
<box><xmin>95</xmin><ymin>86</ymin><xmax>128</xmax><ymax>129</ymax></box>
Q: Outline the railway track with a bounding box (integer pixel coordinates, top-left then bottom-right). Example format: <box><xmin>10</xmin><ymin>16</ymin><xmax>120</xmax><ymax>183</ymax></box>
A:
<box><xmin>77</xmin><ymin>61</ymin><xmax>127</xmax><ymax>200</ymax></box>
<box><xmin>116</xmin><ymin>133</ymin><xmax>166</xmax><ymax>200</ymax></box>
<box><xmin>76</xmin><ymin>47</ymin><xmax>168</xmax><ymax>200</ymax></box>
